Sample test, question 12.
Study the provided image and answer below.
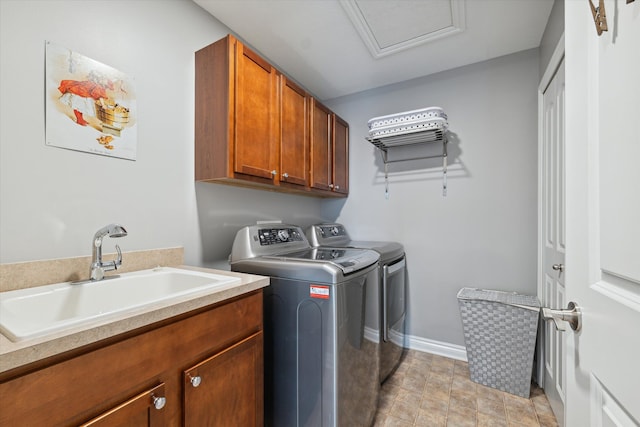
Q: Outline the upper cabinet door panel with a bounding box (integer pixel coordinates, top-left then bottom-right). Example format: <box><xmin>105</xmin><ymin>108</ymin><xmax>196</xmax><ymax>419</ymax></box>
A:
<box><xmin>333</xmin><ymin>115</ymin><xmax>349</xmax><ymax>194</ymax></box>
<box><xmin>310</xmin><ymin>100</ymin><xmax>332</xmax><ymax>191</ymax></box>
<box><xmin>280</xmin><ymin>77</ymin><xmax>309</xmax><ymax>187</ymax></box>
<box><xmin>235</xmin><ymin>44</ymin><xmax>278</xmax><ymax>180</ymax></box>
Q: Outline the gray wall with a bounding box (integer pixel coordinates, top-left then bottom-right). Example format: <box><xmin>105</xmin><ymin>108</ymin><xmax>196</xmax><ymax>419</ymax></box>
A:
<box><xmin>0</xmin><ymin>0</ymin><xmax>325</xmax><ymax>267</ymax></box>
<box><xmin>539</xmin><ymin>0</ymin><xmax>564</xmax><ymax>76</ymax></box>
<box><xmin>1</xmin><ymin>0</ymin><xmax>541</xmax><ymax>350</ymax></box>
<box><xmin>324</xmin><ymin>49</ymin><xmax>540</xmax><ymax>346</ymax></box>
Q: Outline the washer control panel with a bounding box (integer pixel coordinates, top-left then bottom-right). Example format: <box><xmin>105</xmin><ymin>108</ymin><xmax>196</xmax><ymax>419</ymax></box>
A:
<box><xmin>258</xmin><ymin>227</ymin><xmax>304</xmax><ymax>245</ymax></box>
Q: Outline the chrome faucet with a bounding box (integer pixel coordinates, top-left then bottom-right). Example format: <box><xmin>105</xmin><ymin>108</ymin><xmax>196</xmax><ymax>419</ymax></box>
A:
<box><xmin>90</xmin><ymin>223</ymin><xmax>128</xmax><ymax>281</ymax></box>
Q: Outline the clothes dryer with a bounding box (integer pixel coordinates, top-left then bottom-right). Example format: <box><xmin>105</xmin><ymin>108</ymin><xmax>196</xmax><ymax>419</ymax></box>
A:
<box><xmin>306</xmin><ymin>223</ymin><xmax>406</xmax><ymax>383</ymax></box>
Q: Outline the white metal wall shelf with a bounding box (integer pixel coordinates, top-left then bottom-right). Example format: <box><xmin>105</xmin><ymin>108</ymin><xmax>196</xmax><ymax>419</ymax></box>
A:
<box><xmin>366</xmin><ymin>129</ymin><xmax>449</xmax><ymax>197</ymax></box>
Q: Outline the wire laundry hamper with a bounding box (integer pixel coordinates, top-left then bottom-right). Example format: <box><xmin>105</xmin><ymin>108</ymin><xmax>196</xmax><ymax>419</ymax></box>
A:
<box><xmin>457</xmin><ymin>288</ymin><xmax>540</xmax><ymax>398</ymax></box>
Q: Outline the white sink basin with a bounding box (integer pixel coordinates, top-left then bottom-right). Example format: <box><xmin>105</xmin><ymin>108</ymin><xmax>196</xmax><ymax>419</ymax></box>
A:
<box><xmin>0</xmin><ymin>267</ymin><xmax>240</xmax><ymax>342</ymax></box>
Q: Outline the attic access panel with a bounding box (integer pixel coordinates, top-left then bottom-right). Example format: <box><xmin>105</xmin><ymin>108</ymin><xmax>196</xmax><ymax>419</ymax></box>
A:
<box><xmin>340</xmin><ymin>0</ymin><xmax>466</xmax><ymax>58</ymax></box>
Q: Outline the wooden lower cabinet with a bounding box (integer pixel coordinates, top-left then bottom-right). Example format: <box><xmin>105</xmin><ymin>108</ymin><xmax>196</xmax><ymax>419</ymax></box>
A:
<box><xmin>80</xmin><ymin>383</ymin><xmax>167</xmax><ymax>427</ymax></box>
<box><xmin>184</xmin><ymin>332</ymin><xmax>263</xmax><ymax>426</ymax></box>
<box><xmin>0</xmin><ymin>291</ymin><xmax>263</xmax><ymax>427</ymax></box>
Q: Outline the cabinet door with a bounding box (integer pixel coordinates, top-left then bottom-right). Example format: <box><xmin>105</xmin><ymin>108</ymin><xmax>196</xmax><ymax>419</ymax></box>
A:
<box><xmin>332</xmin><ymin>115</ymin><xmax>349</xmax><ymax>194</ymax></box>
<box><xmin>235</xmin><ymin>42</ymin><xmax>278</xmax><ymax>181</ymax></box>
<box><xmin>310</xmin><ymin>99</ymin><xmax>332</xmax><ymax>191</ymax></box>
<box><xmin>184</xmin><ymin>332</ymin><xmax>263</xmax><ymax>427</ymax></box>
<box><xmin>280</xmin><ymin>77</ymin><xmax>309</xmax><ymax>187</ymax></box>
<box><xmin>79</xmin><ymin>383</ymin><xmax>166</xmax><ymax>427</ymax></box>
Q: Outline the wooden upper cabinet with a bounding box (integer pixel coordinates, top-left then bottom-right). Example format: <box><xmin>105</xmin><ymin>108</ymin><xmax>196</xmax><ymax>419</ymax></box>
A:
<box><xmin>195</xmin><ymin>34</ymin><xmax>347</xmax><ymax>197</ymax></box>
<box><xmin>310</xmin><ymin>99</ymin><xmax>349</xmax><ymax>195</ymax></box>
<box><xmin>333</xmin><ymin>115</ymin><xmax>349</xmax><ymax>195</ymax></box>
<box><xmin>235</xmin><ymin>43</ymin><xmax>279</xmax><ymax>181</ymax></box>
<box><xmin>195</xmin><ymin>34</ymin><xmax>278</xmax><ymax>185</ymax></box>
<box><xmin>310</xmin><ymin>100</ymin><xmax>332</xmax><ymax>192</ymax></box>
<box><xmin>279</xmin><ymin>77</ymin><xmax>309</xmax><ymax>188</ymax></box>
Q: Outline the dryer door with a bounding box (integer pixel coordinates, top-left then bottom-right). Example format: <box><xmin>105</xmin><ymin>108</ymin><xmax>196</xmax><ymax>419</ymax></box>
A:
<box><xmin>383</xmin><ymin>257</ymin><xmax>406</xmax><ymax>343</ymax></box>
<box><xmin>381</xmin><ymin>256</ymin><xmax>406</xmax><ymax>382</ymax></box>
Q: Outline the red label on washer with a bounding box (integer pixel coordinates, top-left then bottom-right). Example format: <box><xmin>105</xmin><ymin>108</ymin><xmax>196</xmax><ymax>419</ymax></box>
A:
<box><xmin>310</xmin><ymin>285</ymin><xmax>330</xmax><ymax>299</ymax></box>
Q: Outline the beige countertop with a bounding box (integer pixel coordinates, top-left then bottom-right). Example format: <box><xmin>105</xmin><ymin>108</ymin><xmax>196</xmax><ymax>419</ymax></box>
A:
<box><xmin>0</xmin><ymin>265</ymin><xmax>269</xmax><ymax>375</ymax></box>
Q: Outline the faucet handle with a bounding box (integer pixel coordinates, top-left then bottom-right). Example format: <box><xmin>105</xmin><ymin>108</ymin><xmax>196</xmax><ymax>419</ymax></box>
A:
<box><xmin>114</xmin><ymin>244</ymin><xmax>123</xmax><ymax>269</ymax></box>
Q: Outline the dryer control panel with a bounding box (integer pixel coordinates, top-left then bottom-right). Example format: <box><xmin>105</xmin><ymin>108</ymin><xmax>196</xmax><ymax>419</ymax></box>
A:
<box><xmin>319</xmin><ymin>224</ymin><xmax>347</xmax><ymax>237</ymax></box>
<box><xmin>306</xmin><ymin>223</ymin><xmax>351</xmax><ymax>247</ymax></box>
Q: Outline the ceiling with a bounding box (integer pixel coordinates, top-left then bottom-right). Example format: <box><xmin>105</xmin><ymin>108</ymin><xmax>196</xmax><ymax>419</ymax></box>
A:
<box><xmin>193</xmin><ymin>0</ymin><xmax>554</xmax><ymax>101</ymax></box>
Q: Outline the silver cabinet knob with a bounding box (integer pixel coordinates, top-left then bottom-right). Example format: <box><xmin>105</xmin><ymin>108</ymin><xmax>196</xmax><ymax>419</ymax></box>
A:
<box><xmin>329</xmin><ymin>184</ymin><xmax>334</xmax><ymax>189</ymax></box>
<box><xmin>188</xmin><ymin>374</ymin><xmax>202</xmax><ymax>388</ymax></box>
<box><xmin>151</xmin><ymin>394</ymin><xmax>166</xmax><ymax>410</ymax></box>
<box><xmin>552</xmin><ymin>264</ymin><xmax>564</xmax><ymax>272</ymax></box>
<box><xmin>334</xmin><ymin>185</ymin><xmax>340</xmax><ymax>190</ymax></box>
<box><xmin>282</xmin><ymin>173</ymin><xmax>289</xmax><ymax>179</ymax></box>
<box><xmin>270</xmin><ymin>170</ymin><xmax>277</xmax><ymax>176</ymax></box>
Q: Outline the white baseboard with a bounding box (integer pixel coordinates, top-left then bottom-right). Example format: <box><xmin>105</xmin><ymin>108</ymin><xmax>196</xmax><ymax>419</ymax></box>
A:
<box><xmin>405</xmin><ymin>334</ymin><xmax>468</xmax><ymax>362</ymax></box>
<box><xmin>364</xmin><ymin>327</ymin><xmax>468</xmax><ymax>362</ymax></box>
<box><xmin>363</xmin><ymin>326</ymin><xmax>379</xmax><ymax>343</ymax></box>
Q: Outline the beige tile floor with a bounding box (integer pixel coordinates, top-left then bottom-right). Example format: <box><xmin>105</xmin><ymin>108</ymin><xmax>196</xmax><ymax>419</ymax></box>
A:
<box><xmin>374</xmin><ymin>350</ymin><xmax>559</xmax><ymax>427</ymax></box>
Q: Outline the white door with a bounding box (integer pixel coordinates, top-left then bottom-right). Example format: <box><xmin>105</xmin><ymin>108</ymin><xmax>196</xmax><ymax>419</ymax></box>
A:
<box><xmin>540</xmin><ymin>56</ymin><xmax>566</xmax><ymax>425</ymax></box>
<box><xmin>563</xmin><ymin>1</ymin><xmax>640</xmax><ymax>426</ymax></box>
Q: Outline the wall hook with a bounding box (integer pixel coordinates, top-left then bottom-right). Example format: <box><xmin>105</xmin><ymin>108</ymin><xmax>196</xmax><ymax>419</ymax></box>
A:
<box><xmin>589</xmin><ymin>0</ymin><xmax>608</xmax><ymax>36</ymax></box>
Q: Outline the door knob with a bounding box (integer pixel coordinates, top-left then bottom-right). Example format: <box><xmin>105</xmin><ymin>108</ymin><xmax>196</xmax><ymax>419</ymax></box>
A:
<box><xmin>542</xmin><ymin>301</ymin><xmax>581</xmax><ymax>332</ymax></box>
<box><xmin>552</xmin><ymin>264</ymin><xmax>564</xmax><ymax>272</ymax></box>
